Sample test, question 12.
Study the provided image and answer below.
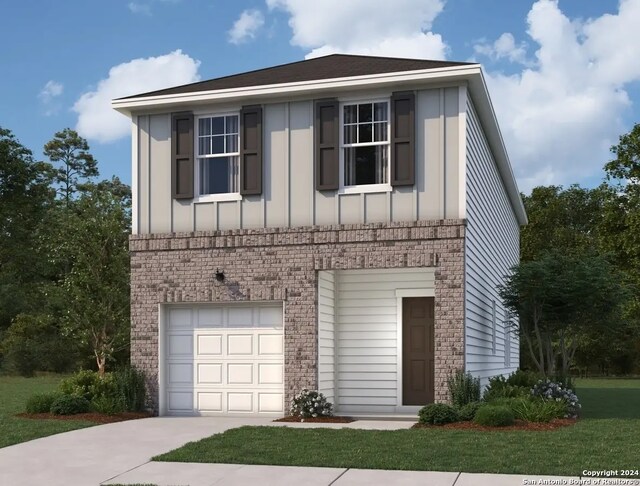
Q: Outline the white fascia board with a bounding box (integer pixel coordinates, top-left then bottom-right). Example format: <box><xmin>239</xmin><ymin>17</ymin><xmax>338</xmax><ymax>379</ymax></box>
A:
<box><xmin>111</xmin><ymin>64</ymin><xmax>482</xmax><ymax>114</ymax></box>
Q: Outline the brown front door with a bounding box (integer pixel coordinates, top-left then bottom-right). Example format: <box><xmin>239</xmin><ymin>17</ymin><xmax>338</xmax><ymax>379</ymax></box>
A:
<box><xmin>402</xmin><ymin>297</ymin><xmax>435</xmax><ymax>405</ymax></box>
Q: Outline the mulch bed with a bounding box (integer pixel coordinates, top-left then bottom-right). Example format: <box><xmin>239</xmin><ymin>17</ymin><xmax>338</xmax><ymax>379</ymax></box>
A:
<box><xmin>16</xmin><ymin>411</ymin><xmax>153</xmax><ymax>424</ymax></box>
<box><xmin>274</xmin><ymin>416</ymin><xmax>355</xmax><ymax>423</ymax></box>
<box><xmin>412</xmin><ymin>418</ymin><xmax>577</xmax><ymax>431</ymax></box>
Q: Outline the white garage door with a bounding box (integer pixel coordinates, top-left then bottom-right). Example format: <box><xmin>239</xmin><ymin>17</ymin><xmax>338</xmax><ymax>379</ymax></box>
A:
<box><xmin>163</xmin><ymin>303</ymin><xmax>284</xmax><ymax>416</ymax></box>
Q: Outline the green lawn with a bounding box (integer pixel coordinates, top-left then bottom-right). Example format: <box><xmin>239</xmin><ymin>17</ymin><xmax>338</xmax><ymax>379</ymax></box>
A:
<box><xmin>0</xmin><ymin>375</ymin><xmax>94</xmax><ymax>449</ymax></box>
<box><xmin>154</xmin><ymin>378</ymin><xmax>640</xmax><ymax>477</ymax></box>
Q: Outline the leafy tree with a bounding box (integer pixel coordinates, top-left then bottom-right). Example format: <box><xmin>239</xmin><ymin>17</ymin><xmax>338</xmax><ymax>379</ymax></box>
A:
<box><xmin>0</xmin><ymin>128</ymin><xmax>55</xmax><ymax>331</ymax></box>
<box><xmin>60</xmin><ymin>183</ymin><xmax>131</xmax><ymax>375</ymax></box>
<box><xmin>500</xmin><ymin>251</ymin><xmax>629</xmax><ymax>378</ymax></box>
<box><xmin>44</xmin><ymin>128</ymin><xmax>98</xmax><ymax>206</ymax></box>
<box><xmin>520</xmin><ymin>185</ymin><xmax>606</xmax><ymax>262</ymax></box>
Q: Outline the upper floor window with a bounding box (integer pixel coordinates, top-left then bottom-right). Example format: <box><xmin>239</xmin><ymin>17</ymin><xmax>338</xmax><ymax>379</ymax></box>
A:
<box><xmin>197</xmin><ymin>114</ymin><xmax>239</xmax><ymax>195</ymax></box>
<box><xmin>342</xmin><ymin>101</ymin><xmax>389</xmax><ymax>188</ymax></box>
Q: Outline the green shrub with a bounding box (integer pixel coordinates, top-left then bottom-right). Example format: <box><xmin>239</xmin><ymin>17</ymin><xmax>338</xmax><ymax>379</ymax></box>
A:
<box><xmin>418</xmin><ymin>403</ymin><xmax>459</xmax><ymax>425</ymax></box>
<box><xmin>457</xmin><ymin>401</ymin><xmax>482</xmax><ymax>421</ymax></box>
<box><xmin>447</xmin><ymin>370</ymin><xmax>481</xmax><ymax>407</ymax></box>
<box><xmin>510</xmin><ymin>397</ymin><xmax>566</xmax><ymax>423</ymax></box>
<box><xmin>112</xmin><ymin>366</ymin><xmax>147</xmax><ymax>412</ymax></box>
<box><xmin>506</xmin><ymin>369</ymin><xmax>543</xmax><ymax>388</ymax></box>
<box><xmin>60</xmin><ymin>370</ymin><xmax>115</xmax><ymax>401</ymax></box>
<box><xmin>91</xmin><ymin>395</ymin><xmax>125</xmax><ymax>415</ymax></box>
<box><xmin>50</xmin><ymin>395</ymin><xmax>90</xmax><ymax>415</ymax></box>
<box><xmin>482</xmin><ymin>375</ymin><xmax>529</xmax><ymax>401</ymax></box>
<box><xmin>474</xmin><ymin>405</ymin><xmax>515</xmax><ymax>427</ymax></box>
<box><xmin>25</xmin><ymin>391</ymin><xmax>63</xmax><ymax>414</ymax></box>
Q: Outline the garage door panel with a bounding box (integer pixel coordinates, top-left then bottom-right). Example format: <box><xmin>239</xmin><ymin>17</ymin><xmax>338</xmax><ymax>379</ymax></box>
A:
<box><xmin>168</xmin><ymin>334</ymin><xmax>192</xmax><ymax>357</ymax></box>
<box><xmin>258</xmin><ymin>393</ymin><xmax>284</xmax><ymax>412</ymax></box>
<box><xmin>197</xmin><ymin>363</ymin><xmax>222</xmax><ymax>384</ymax></box>
<box><xmin>165</xmin><ymin>304</ymin><xmax>283</xmax><ymax>416</ymax></box>
<box><xmin>227</xmin><ymin>363</ymin><xmax>253</xmax><ymax>384</ymax></box>
<box><xmin>228</xmin><ymin>307</ymin><xmax>253</xmax><ymax>327</ymax></box>
<box><xmin>227</xmin><ymin>334</ymin><xmax>253</xmax><ymax>355</ymax></box>
<box><xmin>197</xmin><ymin>392</ymin><xmax>223</xmax><ymax>412</ymax></box>
<box><xmin>168</xmin><ymin>363</ymin><xmax>193</xmax><ymax>385</ymax></box>
<box><xmin>168</xmin><ymin>391</ymin><xmax>193</xmax><ymax>412</ymax></box>
<box><xmin>228</xmin><ymin>392</ymin><xmax>253</xmax><ymax>412</ymax></box>
<box><xmin>168</xmin><ymin>308</ymin><xmax>192</xmax><ymax>329</ymax></box>
<box><xmin>258</xmin><ymin>334</ymin><xmax>283</xmax><ymax>355</ymax></box>
<box><xmin>197</xmin><ymin>307</ymin><xmax>224</xmax><ymax>327</ymax></box>
<box><xmin>197</xmin><ymin>334</ymin><xmax>222</xmax><ymax>355</ymax></box>
<box><xmin>258</xmin><ymin>363</ymin><xmax>283</xmax><ymax>384</ymax></box>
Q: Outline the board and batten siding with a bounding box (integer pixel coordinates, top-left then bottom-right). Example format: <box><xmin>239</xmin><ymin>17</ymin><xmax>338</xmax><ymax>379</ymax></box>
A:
<box><xmin>133</xmin><ymin>86</ymin><xmax>461</xmax><ymax>234</ymax></box>
<box><xmin>333</xmin><ymin>268</ymin><xmax>435</xmax><ymax>414</ymax></box>
<box><xmin>317</xmin><ymin>271</ymin><xmax>336</xmax><ymax>403</ymax></box>
<box><xmin>464</xmin><ymin>98</ymin><xmax>520</xmax><ymax>383</ymax></box>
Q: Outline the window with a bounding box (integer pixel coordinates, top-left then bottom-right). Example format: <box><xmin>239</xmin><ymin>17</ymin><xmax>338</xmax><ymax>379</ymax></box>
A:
<box><xmin>342</xmin><ymin>101</ymin><xmax>389</xmax><ymax>187</ymax></box>
<box><xmin>504</xmin><ymin>320</ymin><xmax>511</xmax><ymax>367</ymax></box>
<box><xmin>197</xmin><ymin>114</ymin><xmax>239</xmax><ymax>196</ymax></box>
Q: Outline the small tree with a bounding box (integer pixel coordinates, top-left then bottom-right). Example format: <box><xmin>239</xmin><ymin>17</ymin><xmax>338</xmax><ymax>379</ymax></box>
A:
<box><xmin>500</xmin><ymin>251</ymin><xmax>629</xmax><ymax>378</ymax></box>
<box><xmin>61</xmin><ymin>184</ymin><xmax>130</xmax><ymax>375</ymax></box>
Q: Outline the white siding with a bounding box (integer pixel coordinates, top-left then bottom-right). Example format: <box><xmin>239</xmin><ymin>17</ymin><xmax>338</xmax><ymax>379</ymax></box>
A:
<box><xmin>465</xmin><ymin>98</ymin><xmax>520</xmax><ymax>384</ymax></box>
<box><xmin>335</xmin><ymin>268</ymin><xmax>435</xmax><ymax>414</ymax></box>
<box><xmin>317</xmin><ymin>271</ymin><xmax>336</xmax><ymax>404</ymax></box>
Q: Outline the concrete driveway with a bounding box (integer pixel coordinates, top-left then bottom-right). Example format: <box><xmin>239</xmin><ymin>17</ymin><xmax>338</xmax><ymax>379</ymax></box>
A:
<box><xmin>0</xmin><ymin>416</ymin><xmax>272</xmax><ymax>486</ymax></box>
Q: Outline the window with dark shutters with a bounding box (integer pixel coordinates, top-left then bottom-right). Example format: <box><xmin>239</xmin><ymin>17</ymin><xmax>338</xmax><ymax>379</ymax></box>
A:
<box><xmin>314</xmin><ymin>99</ymin><xmax>339</xmax><ymax>191</ymax></box>
<box><xmin>239</xmin><ymin>105</ymin><xmax>263</xmax><ymax>196</ymax></box>
<box><xmin>390</xmin><ymin>92</ymin><xmax>415</xmax><ymax>186</ymax></box>
<box><xmin>171</xmin><ymin>112</ymin><xmax>194</xmax><ymax>199</ymax></box>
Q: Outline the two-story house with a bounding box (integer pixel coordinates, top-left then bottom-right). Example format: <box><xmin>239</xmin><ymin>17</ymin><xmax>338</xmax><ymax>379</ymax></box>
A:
<box><xmin>113</xmin><ymin>54</ymin><xmax>526</xmax><ymax>417</ymax></box>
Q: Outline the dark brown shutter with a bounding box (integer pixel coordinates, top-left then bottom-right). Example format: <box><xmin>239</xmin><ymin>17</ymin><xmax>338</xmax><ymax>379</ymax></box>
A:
<box><xmin>171</xmin><ymin>112</ymin><xmax>194</xmax><ymax>199</ymax></box>
<box><xmin>239</xmin><ymin>105</ymin><xmax>263</xmax><ymax>196</ymax></box>
<box><xmin>314</xmin><ymin>99</ymin><xmax>339</xmax><ymax>191</ymax></box>
<box><xmin>390</xmin><ymin>92</ymin><xmax>415</xmax><ymax>186</ymax></box>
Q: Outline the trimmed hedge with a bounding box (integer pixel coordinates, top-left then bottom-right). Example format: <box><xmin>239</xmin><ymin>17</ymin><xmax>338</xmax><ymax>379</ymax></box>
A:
<box><xmin>457</xmin><ymin>401</ymin><xmax>482</xmax><ymax>421</ymax></box>
<box><xmin>418</xmin><ymin>403</ymin><xmax>459</xmax><ymax>425</ymax></box>
<box><xmin>50</xmin><ymin>395</ymin><xmax>90</xmax><ymax>415</ymax></box>
<box><xmin>474</xmin><ymin>405</ymin><xmax>515</xmax><ymax>427</ymax></box>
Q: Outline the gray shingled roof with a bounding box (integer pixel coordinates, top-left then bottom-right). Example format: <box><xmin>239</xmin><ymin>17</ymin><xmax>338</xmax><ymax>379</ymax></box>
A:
<box><xmin>120</xmin><ymin>54</ymin><xmax>471</xmax><ymax>100</ymax></box>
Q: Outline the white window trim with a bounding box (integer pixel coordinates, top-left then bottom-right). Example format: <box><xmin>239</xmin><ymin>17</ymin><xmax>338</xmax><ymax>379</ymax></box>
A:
<box><xmin>338</xmin><ymin>98</ymin><xmax>392</xmax><ymax>195</ymax></box>
<box><xmin>193</xmin><ymin>112</ymin><xmax>242</xmax><ymax>203</ymax></box>
<box><xmin>491</xmin><ymin>300</ymin><xmax>497</xmax><ymax>355</ymax></box>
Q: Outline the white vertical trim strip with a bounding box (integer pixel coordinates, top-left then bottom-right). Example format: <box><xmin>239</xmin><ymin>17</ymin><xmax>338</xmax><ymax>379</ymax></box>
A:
<box><xmin>440</xmin><ymin>88</ymin><xmax>446</xmax><ymax>218</ymax></box>
<box><xmin>146</xmin><ymin>115</ymin><xmax>152</xmax><ymax>233</ymax></box>
<box><xmin>396</xmin><ymin>296</ymin><xmax>403</xmax><ymax>408</ymax></box>
<box><xmin>285</xmin><ymin>102</ymin><xmax>291</xmax><ymax>227</ymax></box>
<box><xmin>158</xmin><ymin>303</ymin><xmax>166</xmax><ymax>416</ymax></box>
<box><xmin>333</xmin><ymin>271</ymin><xmax>340</xmax><ymax>410</ymax></box>
<box><xmin>131</xmin><ymin>116</ymin><xmax>139</xmax><ymax>234</ymax></box>
<box><xmin>458</xmin><ymin>84</ymin><xmax>468</xmax><ymax>219</ymax></box>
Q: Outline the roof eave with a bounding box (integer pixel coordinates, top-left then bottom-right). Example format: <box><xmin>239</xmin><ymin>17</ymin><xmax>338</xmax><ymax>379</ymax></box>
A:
<box><xmin>111</xmin><ymin>64</ymin><xmax>482</xmax><ymax>114</ymax></box>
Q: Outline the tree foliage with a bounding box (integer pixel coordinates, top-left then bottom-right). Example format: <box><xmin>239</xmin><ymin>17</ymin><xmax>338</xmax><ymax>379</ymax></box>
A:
<box><xmin>500</xmin><ymin>252</ymin><xmax>629</xmax><ymax>378</ymax></box>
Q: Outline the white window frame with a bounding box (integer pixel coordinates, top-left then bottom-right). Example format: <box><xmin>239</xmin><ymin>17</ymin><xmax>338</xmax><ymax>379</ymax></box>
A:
<box><xmin>193</xmin><ymin>112</ymin><xmax>242</xmax><ymax>203</ymax></box>
<box><xmin>339</xmin><ymin>98</ymin><xmax>392</xmax><ymax>194</ymax></box>
<box><xmin>491</xmin><ymin>300</ymin><xmax>497</xmax><ymax>355</ymax></box>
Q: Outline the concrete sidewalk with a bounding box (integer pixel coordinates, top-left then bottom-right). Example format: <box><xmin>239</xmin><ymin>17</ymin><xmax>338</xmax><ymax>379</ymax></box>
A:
<box><xmin>104</xmin><ymin>462</ymin><xmax>579</xmax><ymax>486</ymax></box>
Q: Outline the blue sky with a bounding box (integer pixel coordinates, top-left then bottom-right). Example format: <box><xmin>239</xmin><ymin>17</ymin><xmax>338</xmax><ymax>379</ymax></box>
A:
<box><xmin>1</xmin><ymin>0</ymin><xmax>637</xmax><ymax>193</ymax></box>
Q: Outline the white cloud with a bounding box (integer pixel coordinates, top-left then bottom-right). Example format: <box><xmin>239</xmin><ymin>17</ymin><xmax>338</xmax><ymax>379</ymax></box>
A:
<box><xmin>128</xmin><ymin>2</ymin><xmax>151</xmax><ymax>15</ymax></box>
<box><xmin>38</xmin><ymin>80</ymin><xmax>64</xmax><ymax>116</ymax></box>
<box><xmin>228</xmin><ymin>9</ymin><xmax>265</xmax><ymax>44</ymax></box>
<box><xmin>474</xmin><ymin>33</ymin><xmax>530</xmax><ymax>66</ymax></box>
<box><xmin>267</xmin><ymin>0</ymin><xmax>448</xmax><ymax>60</ymax></box>
<box><xmin>39</xmin><ymin>80</ymin><xmax>63</xmax><ymax>101</ymax></box>
<box><xmin>475</xmin><ymin>0</ymin><xmax>640</xmax><ymax>192</ymax></box>
<box><xmin>73</xmin><ymin>50</ymin><xmax>201</xmax><ymax>143</ymax></box>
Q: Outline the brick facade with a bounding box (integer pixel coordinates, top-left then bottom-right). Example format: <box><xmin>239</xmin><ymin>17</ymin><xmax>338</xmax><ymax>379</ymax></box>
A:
<box><xmin>130</xmin><ymin>219</ymin><xmax>466</xmax><ymax>414</ymax></box>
